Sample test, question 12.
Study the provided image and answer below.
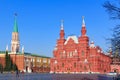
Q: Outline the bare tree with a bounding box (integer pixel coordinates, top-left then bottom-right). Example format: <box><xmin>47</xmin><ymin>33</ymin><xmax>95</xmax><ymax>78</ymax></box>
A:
<box><xmin>103</xmin><ymin>1</ymin><xmax>120</xmax><ymax>19</ymax></box>
<box><xmin>103</xmin><ymin>0</ymin><xmax>120</xmax><ymax>56</ymax></box>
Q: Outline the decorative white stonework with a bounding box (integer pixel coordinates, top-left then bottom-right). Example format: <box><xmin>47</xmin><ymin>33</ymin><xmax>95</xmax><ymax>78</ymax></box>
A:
<box><xmin>11</xmin><ymin>33</ymin><xmax>20</xmax><ymax>54</ymax></box>
<box><xmin>90</xmin><ymin>41</ymin><xmax>96</xmax><ymax>48</ymax></box>
<box><xmin>64</xmin><ymin>35</ymin><xmax>78</xmax><ymax>45</ymax></box>
<box><xmin>50</xmin><ymin>71</ymin><xmax>54</xmax><ymax>73</ymax></box>
<box><xmin>75</xmin><ymin>49</ymin><xmax>77</xmax><ymax>53</ymax></box>
<box><xmin>54</xmin><ymin>60</ymin><xmax>57</xmax><ymax>64</ymax></box>
<box><xmin>82</xmin><ymin>16</ymin><xmax>85</xmax><ymax>27</ymax></box>
<box><xmin>97</xmin><ymin>50</ymin><xmax>100</xmax><ymax>53</ymax></box>
<box><xmin>84</xmin><ymin>59</ymin><xmax>88</xmax><ymax>63</ymax></box>
<box><xmin>64</xmin><ymin>72</ymin><xmax>67</xmax><ymax>74</ymax></box>
<box><xmin>59</xmin><ymin>72</ymin><xmax>62</xmax><ymax>74</ymax></box>
<box><xmin>70</xmin><ymin>52</ymin><xmax>73</xmax><ymax>57</ymax></box>
<box><xmin>76</xmin><ymin>72</ymin><xmax>79</xmax><ymax>74</ymax></box>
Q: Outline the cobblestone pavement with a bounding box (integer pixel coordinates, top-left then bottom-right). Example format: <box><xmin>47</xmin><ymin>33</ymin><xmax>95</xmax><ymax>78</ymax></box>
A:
<box><xmin>0</xmin><ymin>73</ymin><xmax>115</xmax><ymax>80</ymax></box>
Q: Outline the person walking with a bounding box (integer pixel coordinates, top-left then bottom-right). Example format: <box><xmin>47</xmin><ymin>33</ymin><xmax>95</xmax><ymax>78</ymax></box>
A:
<box><xmin>16</xmin><ymin>70</ymin><xmax>19</xmax><ymax>77</ymax></box>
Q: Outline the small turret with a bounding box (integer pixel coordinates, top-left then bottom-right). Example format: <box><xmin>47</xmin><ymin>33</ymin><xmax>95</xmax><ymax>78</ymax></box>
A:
<box><xmin>22</xmin><ymin>46</ymin><xmax>24</xmax><ymax>54</ymax></box>
<box><xmin>90</xmin><ymin>41</ymin><xmax>96</xmax><ymax>48</ymax></box>
<box><xmin>6</xmin><ymin>45</ymin><xmax>8</xmax><ymax>51</ymax></box>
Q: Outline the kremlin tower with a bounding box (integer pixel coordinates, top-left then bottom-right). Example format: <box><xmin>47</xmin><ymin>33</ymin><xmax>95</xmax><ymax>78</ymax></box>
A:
<box><xmin>11</xmin><ymin>14</ymin><xmax>20</xmax><ymax>54</ymax></box>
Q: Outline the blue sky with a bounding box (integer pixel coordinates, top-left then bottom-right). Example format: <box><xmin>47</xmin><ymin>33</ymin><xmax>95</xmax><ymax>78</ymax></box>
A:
<box><xmin>0</xmin><ymin>0</ymin><xmax>116</xmax><ymax>57</ymax></box>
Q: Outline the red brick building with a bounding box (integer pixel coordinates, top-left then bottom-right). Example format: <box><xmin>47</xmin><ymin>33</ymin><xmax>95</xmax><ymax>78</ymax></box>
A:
<box><xmin>50</xmin><ymin>17</ymin><xmax>111</xmax><ymax>74</ymax></box>
<box><xmin>110</xmin><ymin>56</ymin><xmax>120</xmax><ymax>73</ymax></box>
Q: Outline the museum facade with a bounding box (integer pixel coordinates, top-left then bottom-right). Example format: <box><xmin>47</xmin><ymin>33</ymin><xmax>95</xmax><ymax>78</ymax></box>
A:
<box><xmin>50</xmin><ymin>17</ymin><xmax>112</xmax><ymax>73</ymax></box>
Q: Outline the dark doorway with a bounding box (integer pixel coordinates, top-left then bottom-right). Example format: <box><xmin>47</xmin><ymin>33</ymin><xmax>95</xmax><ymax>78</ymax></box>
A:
<box><xmin>26</xmin><ymin>66</ymin><xmax>28</xmax><ymax>72</ymax></box>
<box><xmin>114</xmin><ymin>69</ymin><xmax>118</xmax><ymax>73</ymax></box>
<box><xmin>104</xmin><ymin>70</ymin><xmax>106</xmax><ymax>73</ymax></box>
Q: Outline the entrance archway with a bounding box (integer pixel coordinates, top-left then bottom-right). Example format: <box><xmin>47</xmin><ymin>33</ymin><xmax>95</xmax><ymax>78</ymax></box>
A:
<box><xmin>114</xmin><ymin>69</ymin><xmax>118</xmax><ymax>73</ymax></box>
<box><xmin>67</xmin><ymin>68</ymin><xmax>70</xmax><ymax>73</ymax></box>
<box><xmin>26</xmin><ymin>66</ymin><xmax>28</xmax><ymax>72</ymax></box>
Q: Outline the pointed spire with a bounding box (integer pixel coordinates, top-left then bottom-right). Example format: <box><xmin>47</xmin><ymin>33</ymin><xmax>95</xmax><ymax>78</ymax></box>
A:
<box><xmin>60</xmin><ymin>20</ymin><xmax>65</xmax><ymax>39</ymax></box>
<box><xmin>13</xmin><ymin>13</ymin><xmax>18</xmax><ymax>32</ymax></box>
<box><xmin>22</xmin><ymin>45</ymin><xmax>24</xmax><ymax>54</ymax></box>
<box><xmin>6</xmin><ymin>45</ymin><xmax>8</xmax><ymax>51</ymax></box>
<box><xmin>61</xmin><ymin>20</ymin><xmax>64</xmax><ymax>30</ymax></box>
<box><xmin>81</xmin><ymin>16</ymin><xmax>87</xmax><ymax>36</ymax></box>
<box><xmin>82</xmin><ymin>16</ymin><xmax>85</xmax><ymax>27</ymax></box>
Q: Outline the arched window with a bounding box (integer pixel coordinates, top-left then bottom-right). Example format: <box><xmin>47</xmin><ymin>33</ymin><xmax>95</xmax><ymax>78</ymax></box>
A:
<box><xmin>62</xmin><ymin>63</ymin><xmax>64</xmax><ymax>67</ymax></box>
<box><xmin>74</xmin><ymin>63</ymin><xmax>76</xmax><ymax>68</ymax></box>
<box><xmin>84</xmin><ymin>66</ymin><xmax>87</xmax><ymax>70</ymax></box>
<box><xmin>81</xmin><ymin>50</ymin><xmax>84</xmax><ymax>56</ymax></box>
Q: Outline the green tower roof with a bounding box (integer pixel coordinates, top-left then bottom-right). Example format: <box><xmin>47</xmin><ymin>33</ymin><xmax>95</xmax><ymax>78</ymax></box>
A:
<box><xmin>13</xmin><ymin>15</ymin><xmax>18</xmax><ymax>32</ymax></box>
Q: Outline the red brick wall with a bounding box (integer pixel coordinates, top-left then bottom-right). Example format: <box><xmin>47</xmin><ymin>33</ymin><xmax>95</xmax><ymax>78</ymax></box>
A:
<box><xmin>10</xmin><ymin>54</ymin><xmax>24</xmax><ymax>71</ymax></box>
<box><xmin>0</xmin><ymin>57</ymin><xmax>5</xmax><ymax>67</ymax></box>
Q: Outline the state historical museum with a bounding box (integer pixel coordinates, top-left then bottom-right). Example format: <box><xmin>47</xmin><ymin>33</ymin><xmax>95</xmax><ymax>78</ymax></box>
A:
<box><xmin>50</xmin><ymin>17</ymin><xmax>111</xmax><ymax>74</ymax></box>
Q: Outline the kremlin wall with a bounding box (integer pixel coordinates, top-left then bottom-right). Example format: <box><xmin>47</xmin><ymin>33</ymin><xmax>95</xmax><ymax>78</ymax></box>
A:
<box><xmin>0</xmin><ymin>15</ymin><xmax>120</xmax><ymax>74</ymax></box>
<box><xmin>0</xmin><ymin>15</ymin><xmax>50</xmax><ymax>73</ymax></box>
